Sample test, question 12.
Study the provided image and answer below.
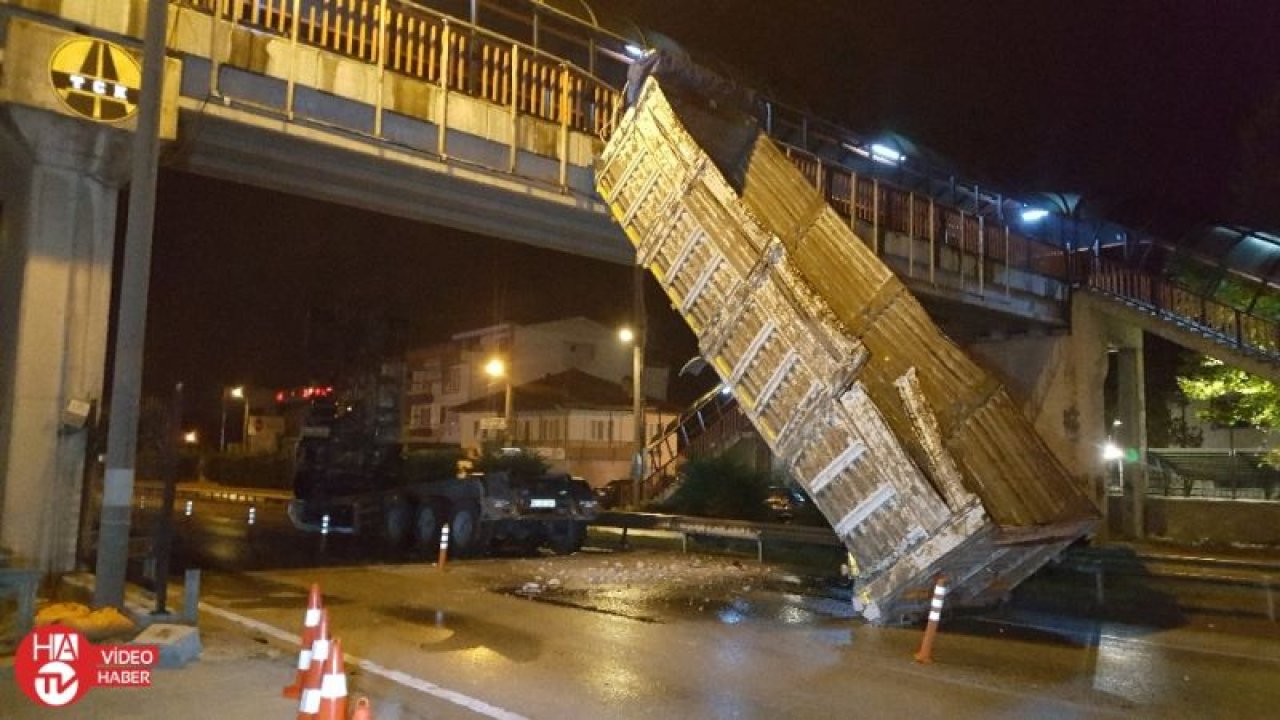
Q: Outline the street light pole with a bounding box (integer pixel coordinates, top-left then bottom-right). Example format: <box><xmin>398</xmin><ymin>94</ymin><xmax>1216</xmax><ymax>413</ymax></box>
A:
<box><xmin>503</xmin><ymin>376</ymin><xmax>513</xmax><ymax>446</ymax></box>
<box><xmin>485</xmin><ymin>357</ymin><xmax>513</xmax><ymax>446</ymax></box>
<box><xmin>94</xmin><ymin>0</ymin><xmax>169</xmax><ymax>608</ymax></box>
<box><xmin>631</xmin><ymin>263</ymin><xmax>647</xmax><ymax>506</ymax></box>
<box><xmin>241</xmin><ymin>390</ymin><xmax>250</xmax><ymax>454</ymax></box>
<box><xmin>219</xmin><ymin>396</ymin><xmax>228</xmax><ymax>453</ymax></box>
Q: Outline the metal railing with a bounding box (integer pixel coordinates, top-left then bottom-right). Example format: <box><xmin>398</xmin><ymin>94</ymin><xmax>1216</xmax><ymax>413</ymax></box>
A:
<box><xmin>783</xmin><ymin>145</ymin><xmax>1069</xmax><ymax>298</ymax></box>
<box><xmin>1079</xmin><ymin>256</ymin><xmax>1280</xmax><ymax>358</ymax></box>
<box><xmin>176</xmin><ymin>0</ymin><xmax>1279</xmax><ymax>358</ymax></box>
<box><xmin>180</xmin><ymin>0</ymin><xmax>622</xmax><ymax>154</ymax></box>
<box><xmin>641</xmin><ymin>387</ymin><xmax>743</xmax><ymax>500</ymax></box>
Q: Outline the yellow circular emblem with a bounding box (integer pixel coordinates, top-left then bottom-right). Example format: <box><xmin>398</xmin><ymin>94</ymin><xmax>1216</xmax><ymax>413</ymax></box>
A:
<box><xmin>48</xmin><ymin>37</ymin><xmax>142</xmax><ymax>123</ymax></box>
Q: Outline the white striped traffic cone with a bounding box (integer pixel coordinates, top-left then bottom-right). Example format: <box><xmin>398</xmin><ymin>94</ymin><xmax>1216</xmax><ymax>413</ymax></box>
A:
<box><xmin>284</xmin><ymin>583</ymin><xmax>324</xmax><ymax>698</ymax></box>
<box><xmin>297</xmin><ymin>610</ymin><xmax>331</xmax><ymax>719</ymax></box>
<box><xmin>315</xmin><ymin>637</ymin><xmax>348</xmax><ymax>720</ymax></box>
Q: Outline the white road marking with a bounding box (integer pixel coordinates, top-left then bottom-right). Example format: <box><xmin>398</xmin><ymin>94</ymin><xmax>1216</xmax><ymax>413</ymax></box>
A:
<box><xmin>200</xmin><ymin>601</ymin><xmax>530</xmax><ymax>720</ymax></box>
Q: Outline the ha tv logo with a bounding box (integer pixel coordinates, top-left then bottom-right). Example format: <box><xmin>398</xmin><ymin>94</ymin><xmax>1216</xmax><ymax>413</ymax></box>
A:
<box><xmin>15</xmin><ymin>625</ymin><xmax>158</xmax><ymax>708</ymax></box>
<box><xmin>15</xmin><ymin>626</ymin><xmax>90</xmax><ymax>707</ymax></box>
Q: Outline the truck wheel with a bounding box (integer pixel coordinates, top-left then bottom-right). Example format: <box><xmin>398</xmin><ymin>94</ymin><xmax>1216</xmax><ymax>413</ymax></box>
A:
<box><xmin>413</xmin><ymin>505</ymin><xmax>438</xmax><ymax>551</ymax></box>
<box><xmin>548</xmin><ymin>520</ymin><xmax>585</xmax><ymax>555</ymax></box>
<box><xmin>384</xmin><ymin>500</ymin><xmax>411</xmax><ymax>548</ymax></box>
<box><xmin>449</xmin><ymin>505</ymin><xmax>479</xmax><ymax>555</ymax></box>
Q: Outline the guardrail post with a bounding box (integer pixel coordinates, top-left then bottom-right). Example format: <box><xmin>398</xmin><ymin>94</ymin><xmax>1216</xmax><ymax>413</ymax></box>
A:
<box><xmin>872</xmin><ymin>179</ymin><xmax>880</xmax><ymax>255</ymax></box>
<box><xmin>282</xmin><ymin>0</ymin><xmax>301</xmax><ymax>119</ymax></box>
<box><xmin>374</xmin><ymin>0</ymin><xmax>388</xmax><ymax>137</ymax></box>
<box><xmin>929</xmin><ymin>199</ymin><xmax>937</xmax><ymax>285</ymax></box>
<box><xmin>437</xmin><ymin>21</ymin><xmax>451</xmax><ymax>158</ymax></box>
<box><xmin>508</xmin><ymin>44</ymin><xmax>519</xmax><ymax>172</ymax></box>
<box><xmin>907</xmin><ymin>193</ymin><xmax>915</xmax><ymax>278</ymax></box>
<box><xmin>210</xmin><ymin>0</ymin><xmax>228</xmax><ymax>98</ymax></box>
<box><xmin>1003</xmin><ymin>224</ymin><xmax>1011</xmax><ymax>296</ymax></box>
<box><xmin>558</xmin><ymin>63</ymin><xmax>570</xmax><ymax>189</ymax></box>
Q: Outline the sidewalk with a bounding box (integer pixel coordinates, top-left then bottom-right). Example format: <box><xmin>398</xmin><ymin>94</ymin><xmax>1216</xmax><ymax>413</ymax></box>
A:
<box><xmin>0</xmin><ymin>576</ymin><xmax>430</xmax><ymax>720</ymax></box>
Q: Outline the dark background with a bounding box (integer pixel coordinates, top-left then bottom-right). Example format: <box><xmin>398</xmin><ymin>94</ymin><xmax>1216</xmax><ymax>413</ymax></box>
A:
<box><xmin>143</xmin><ymin>0</ymin><xmax>1280</xmax><ymax>434</ymax></box>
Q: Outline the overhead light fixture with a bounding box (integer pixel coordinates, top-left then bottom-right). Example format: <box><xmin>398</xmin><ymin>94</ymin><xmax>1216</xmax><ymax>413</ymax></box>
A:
<box><xmin>623</xmin><ymin>44</ymin><xmax>645</xmax><ymax>59</ymax></box>
<box><xmin>870</xmin><ymin>143</ymin><xmax>903</xmax><ymax>166</ymax></box>
<box><xmin>1020</xmin><ymin>208</ymin><xmax>1050</xmax><ymax>223</ymax></box>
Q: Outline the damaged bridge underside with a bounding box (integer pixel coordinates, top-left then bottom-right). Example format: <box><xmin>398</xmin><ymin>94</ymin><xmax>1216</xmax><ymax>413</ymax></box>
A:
<box><xmin>598</xmin><ymin>77</ymin><xmax>1098</xmax><ymax>623</ymax></box>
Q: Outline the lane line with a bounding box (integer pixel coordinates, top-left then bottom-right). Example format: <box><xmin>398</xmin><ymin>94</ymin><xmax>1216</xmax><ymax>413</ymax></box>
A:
<box><xmin>200</xmin><ymin>601</ymin><xmax>530</xmax><ymax>720</ymax></box>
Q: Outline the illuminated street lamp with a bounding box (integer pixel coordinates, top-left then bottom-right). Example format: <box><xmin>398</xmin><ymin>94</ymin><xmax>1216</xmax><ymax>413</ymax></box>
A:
<box><xmin>619</xmin><ymin>324</ymin><xmax>645</xmax><ymax>505</ymax></box>
<box><xmin>182</xmin><ymin>430</ymin><xmax>198</xmax><ymax>446</ymax></box>
<box><xmin>220</xmin><ymin>385</ymin><xmax>247</xmax><ymax>452</ymax></box>
<box><xmin>485</xmin><ymin>357</ymin><xmax>513</xmax><ymax>445</ymax></box>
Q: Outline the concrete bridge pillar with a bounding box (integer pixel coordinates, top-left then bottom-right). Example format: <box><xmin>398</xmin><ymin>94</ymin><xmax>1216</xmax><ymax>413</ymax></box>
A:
<box><xmin>968</xmin><ymin>293</ymin><xmax>1146</xmax><ymax>539</ymax></box>
<box><xmin>0</xmin><ymin>106</ymin><xmax>131</xmax><ymax>572</ymax></box>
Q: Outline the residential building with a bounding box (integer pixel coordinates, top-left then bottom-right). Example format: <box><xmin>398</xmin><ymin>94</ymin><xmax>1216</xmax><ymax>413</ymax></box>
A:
<box><xmin>401</xmin><ymin>316</ymin><xmax>669</xmax><ymax>447</ymax></box>
<box><xmin>452</xmin><ymin>368</ymin><xmax>680</xmax><ymax>486</ymax></box>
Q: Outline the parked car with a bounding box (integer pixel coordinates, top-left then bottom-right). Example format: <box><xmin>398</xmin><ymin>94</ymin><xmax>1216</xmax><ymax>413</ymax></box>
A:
<box><xmin>765</xmin><ymin>485</ymin><xmax>808</xmax><ymax>523</ymax></box>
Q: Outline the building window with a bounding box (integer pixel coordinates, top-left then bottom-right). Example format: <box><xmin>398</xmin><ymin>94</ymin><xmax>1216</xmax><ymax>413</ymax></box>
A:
<box><xmin>445</xmin><ymin>365</ymin><xmax>462</xmax><ymax>394</ymax></box>
<box><xmin>409</xmin><ymin>404</ymin><xmax>432</xmax><ymax>430</ymax></box>
<box><xmin>439</xmin><ymin>407</ymin><xmax>447</xmax><ymax>425</ymax></box>
<box><xmin>409</xmin><ymin>370</ymin><xmax>432</xmax><ymax>395</ymax></box>
<box><xmin>591</xmin><ymin>420</ymin><xmax>606</xmax><ymax>440</ymax></box>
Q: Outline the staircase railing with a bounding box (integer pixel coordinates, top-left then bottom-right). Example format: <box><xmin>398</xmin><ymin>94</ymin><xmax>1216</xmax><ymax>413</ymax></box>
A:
<box><xmin>1077</xmin><ymin>256</ymin><xmax>1280</xmax><ymax>359</ymax></box>
<box><xmin>640</xmin><ymin>387</ymin><xmax>742</xmax><ymax>501</ymax></box>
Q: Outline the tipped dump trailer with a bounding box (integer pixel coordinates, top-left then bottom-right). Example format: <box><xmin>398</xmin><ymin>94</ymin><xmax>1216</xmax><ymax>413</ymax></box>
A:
<box><xmin>597</xmin><ymin>71</ymin><xmax>1098</xmax><ymax>623</ymax></box>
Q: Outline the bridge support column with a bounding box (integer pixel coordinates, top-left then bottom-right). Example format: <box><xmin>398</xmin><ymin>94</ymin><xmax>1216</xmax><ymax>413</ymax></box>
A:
<box><xmin>967</xmin><ymin>294</ymin><xmax>1145</xmax><ymax>540</ymax></box>
<box><xmin>0</xmin><ymin>107</ymin><xmax>130</xmax><ymax>573</ymax></box>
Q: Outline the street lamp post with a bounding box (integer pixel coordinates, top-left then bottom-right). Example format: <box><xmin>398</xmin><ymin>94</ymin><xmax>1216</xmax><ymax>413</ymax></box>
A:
<box><xmin>620</xmin><ymin>293</ymin><xmax>647</xmax><ymax>503</ymax></box>
<box><xmin>485</xmin><ymin>357</ymin><xmax>513</xmax><ymax>446</ymax></box>
<box><xmin>619</xmin><ymin>327</ymin><xmax>645</xmax><ymax>493</ymax></box>
<box><xmin>220</xmin><ymin>386</ymin><xmax>245</xmax><ymax>453</ymax></box>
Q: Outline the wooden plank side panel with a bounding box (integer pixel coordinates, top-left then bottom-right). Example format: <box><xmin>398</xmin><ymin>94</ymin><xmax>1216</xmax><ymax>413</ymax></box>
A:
<box><xmin>599</xmin><ymin>80</ymin><xmax>1097</xmax><ymax>621</ymax></box>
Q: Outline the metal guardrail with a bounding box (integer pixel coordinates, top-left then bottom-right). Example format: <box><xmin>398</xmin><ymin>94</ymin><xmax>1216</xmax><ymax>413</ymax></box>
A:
<box><xmin>1081</xmin><ymin>256</ymin><xmax>1280</xmax><ymax>361</ymax></box>
<box><xmin>594</xmin><ymin>511</ymin><xmax>840</xmax><ymax>562</ymax></box>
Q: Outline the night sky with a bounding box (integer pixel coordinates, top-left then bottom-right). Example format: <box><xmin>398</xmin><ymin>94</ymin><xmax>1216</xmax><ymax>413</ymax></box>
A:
<box><xmin>145</xmin><ymin>1</ymin><xmax>1280</xmax><ymax>435</ymax></box>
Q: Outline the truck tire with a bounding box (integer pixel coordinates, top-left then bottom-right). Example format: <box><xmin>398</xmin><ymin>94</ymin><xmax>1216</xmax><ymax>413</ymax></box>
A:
<box><xmin>548</xmin><ymin>520</ymin><xmax>585</xmax><ymax>555</ymax></box>
<box><xmin>384</xmin><ymin>499</ymin><xmax>411</xmax><ymax>548</ymax></box>
<box><xmin>448</xmin><ymin>505</ymin><xmax>479</xmax><ymax>555</ymax></box>
<box><xmin>413</xmin><ymin>505</ymin><xmax>438</xmax><ymax>551</ymax></box>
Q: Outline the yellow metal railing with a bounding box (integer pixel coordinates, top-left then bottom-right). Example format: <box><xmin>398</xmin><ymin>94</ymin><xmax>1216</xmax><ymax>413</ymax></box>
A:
<box><xmin>180</xmin><ymin>0</ymin><xmax>621</xmax><ymax>139</ymax></box>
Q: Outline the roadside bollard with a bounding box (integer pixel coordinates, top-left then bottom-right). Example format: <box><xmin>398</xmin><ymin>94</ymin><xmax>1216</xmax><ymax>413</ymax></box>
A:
<box><xmin>913</xmin><ymin>576</ymin><xmax>948</xmax><ymax>664</ymax></box>
<box><xmin>438</xmin><ymin>523</ymin><xmax>451</xmax><ymax>569</ymax></box>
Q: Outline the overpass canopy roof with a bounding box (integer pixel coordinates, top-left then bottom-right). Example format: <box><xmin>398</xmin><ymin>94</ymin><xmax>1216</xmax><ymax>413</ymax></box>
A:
<box><xmin>1174</xmin><ymin>225</ymin><xmax>1280</xmax><ymax>288</ymax></box>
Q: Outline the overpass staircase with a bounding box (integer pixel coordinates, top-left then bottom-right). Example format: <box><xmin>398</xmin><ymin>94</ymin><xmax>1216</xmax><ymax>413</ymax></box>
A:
<box><xmin>1075</xmin><ymin>259</ymin><xmax>1280</xmax><ymax>383</ymax></box>
<box><xmin>640</xmin><ymin>386</ymin><xmax>756</xmax><ymax>503</ymax></box>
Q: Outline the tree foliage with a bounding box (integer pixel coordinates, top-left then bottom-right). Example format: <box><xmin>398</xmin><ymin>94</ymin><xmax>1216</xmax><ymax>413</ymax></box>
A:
<box><xmin>663</xmin><ymin>455</ymin><xmax>771</xmax><ymax>522</ymax></box>
<box><xmin>1177</xmin><ymin>356</ymin><xmax>1280</xmax><ymax>430</ymax></box>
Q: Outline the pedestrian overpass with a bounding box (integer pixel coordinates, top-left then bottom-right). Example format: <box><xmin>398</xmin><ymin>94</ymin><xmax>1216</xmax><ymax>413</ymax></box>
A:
<box><xmin>2</xmin><ymin>0</ymin><xmax>1278</xmax><ymax>573</ymax></box>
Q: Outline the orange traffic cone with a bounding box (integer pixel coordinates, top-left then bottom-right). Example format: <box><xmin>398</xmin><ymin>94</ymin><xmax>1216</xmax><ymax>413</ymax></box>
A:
<box><xmin>284</xmin><ymin>583</ymin><xmax>324</xmax><ymax>698</ymax></box>
<box><xmin>297</xmin><ymin>610</ymin><xmax>331</xmax><ymax>719</ymax></box>
<box><xmin>316</xmin><ymin>637</ymin><xmax>349</xmax><ymax>720</ymax></box>
<box><xmin>350</xmin><ymin>697</ymin><xmax>373</xmax><ymax>720</ymax></box>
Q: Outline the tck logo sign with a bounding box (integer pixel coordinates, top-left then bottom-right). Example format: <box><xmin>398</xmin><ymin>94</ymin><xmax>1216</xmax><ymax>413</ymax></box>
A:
<box><xmin>14</xmin><ymin>625</ymin><xmax>158</xmax><ymax>708</ymax></box>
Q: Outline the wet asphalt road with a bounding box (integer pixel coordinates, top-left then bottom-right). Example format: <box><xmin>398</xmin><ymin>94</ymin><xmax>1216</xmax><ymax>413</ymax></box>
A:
<box><xmin>132</xmin><ymin>495</ymin><xmax>1280</xmax><ymax>719</ymax></box>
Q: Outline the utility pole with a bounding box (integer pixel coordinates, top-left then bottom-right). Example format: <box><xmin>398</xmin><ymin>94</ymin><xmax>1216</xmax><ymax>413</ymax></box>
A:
<box><xmin>94</xmin><ymin>0</ymin><xmax>168</xmax><ymax>608</ymax></box>
<box><xmin>630</xmin><ymin>263</ymin><xmax>647</xmax><ymax>506</ymax></box>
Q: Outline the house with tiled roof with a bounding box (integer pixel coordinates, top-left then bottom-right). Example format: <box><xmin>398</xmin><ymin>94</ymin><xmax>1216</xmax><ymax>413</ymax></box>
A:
<box><xmin>451</xmin><ymin>368</ymin><xmax>681</xmax><ymax>487</ymax></box>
